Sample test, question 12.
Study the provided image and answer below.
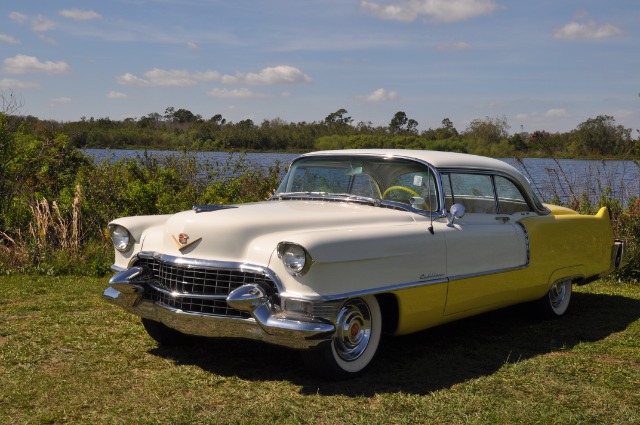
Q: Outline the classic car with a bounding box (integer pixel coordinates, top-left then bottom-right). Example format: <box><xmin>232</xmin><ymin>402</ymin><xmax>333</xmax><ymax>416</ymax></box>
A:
<box><xmin>104</xmin><ymin>149</ymin><xmax>626</xmax><ymax>379</ymax></box>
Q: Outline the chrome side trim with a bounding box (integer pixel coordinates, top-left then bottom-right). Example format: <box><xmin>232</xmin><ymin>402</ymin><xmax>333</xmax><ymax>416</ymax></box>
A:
<box><xmin>515</xmin><ymin>221</ymin><xmax>531</xmax><ymax>266</ymax></box>
<box><xmin>448</xmin><ymin>264</ymin><xmax>528</xmax><ymax>283</ymax></box>
<box><xmin>280</xmin><ymin>277</ymin><xmax>449</xmax><ymax>303</ymax></box>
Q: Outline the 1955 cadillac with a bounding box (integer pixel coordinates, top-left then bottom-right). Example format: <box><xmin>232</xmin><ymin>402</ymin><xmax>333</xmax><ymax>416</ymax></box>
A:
<box><xmin>104</xmin><ymin>149</ymin><xmax>625</xmax><ymax>378</ymax></box>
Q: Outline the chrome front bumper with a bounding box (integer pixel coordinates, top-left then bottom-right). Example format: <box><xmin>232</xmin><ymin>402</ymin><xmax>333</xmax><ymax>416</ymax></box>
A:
<box><xmin>103</xmin><ymin>268</ymin><xmax>335</xmax><ymax>350</ymax></box>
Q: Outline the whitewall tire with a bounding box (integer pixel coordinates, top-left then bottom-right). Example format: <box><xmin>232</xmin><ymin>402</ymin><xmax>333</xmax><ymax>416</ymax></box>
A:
<box><xmin>539</xmin><ymin>280</ymin><xmax>572</xmax><ymax>318</ymax></box>
<box><xmin>302</xmin><ymin>295</ymin><xmax>382</xmax><ymax>379</ymax></box>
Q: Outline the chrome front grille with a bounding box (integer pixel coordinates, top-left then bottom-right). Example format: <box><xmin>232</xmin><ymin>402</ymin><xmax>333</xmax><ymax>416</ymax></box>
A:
<box><xmin>135</xmin><ymin>255</ymin><xmax>278</xmax><ymax>318</ymax></box>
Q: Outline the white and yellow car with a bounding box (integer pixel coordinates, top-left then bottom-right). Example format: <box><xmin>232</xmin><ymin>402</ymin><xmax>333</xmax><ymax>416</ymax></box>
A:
<box><xmin>105</xmin><ymin>149</ymin><xmax>625</xmax><ymax>378</ymax></box>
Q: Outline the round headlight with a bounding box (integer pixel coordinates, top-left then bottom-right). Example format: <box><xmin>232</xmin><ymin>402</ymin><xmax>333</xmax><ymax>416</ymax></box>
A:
<box><xmin>277</xmin><ymin>243</ymin><xmax>312</xmax><ymax>276</ymax></box>
<box><xmin>108</xmin><ymin>224</ymin><xmax>132</xmax><ymax>252</ymax></box>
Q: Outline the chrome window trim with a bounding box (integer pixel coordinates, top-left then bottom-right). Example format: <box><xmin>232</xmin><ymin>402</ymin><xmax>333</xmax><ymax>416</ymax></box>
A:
<box><xmin>437</xmin><ymin>168</ymin><xmax>546</xmax><ymax>215</ymax></box>
<box><xmin>279</xmin><ymin>152</ymin><xmax>548</xmax><ymax>217</ymax></box>
<box><xmin>276</xmin><ymin>153</ymin><xmax>449</xmax><ymax>219</ymax></box>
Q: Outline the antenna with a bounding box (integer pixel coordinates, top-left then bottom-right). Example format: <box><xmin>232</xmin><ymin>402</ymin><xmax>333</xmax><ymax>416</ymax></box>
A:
<box><xmin>428</xmin><ymin>171</ymin><xmax>434</xmax><ymax>235</ymax></box>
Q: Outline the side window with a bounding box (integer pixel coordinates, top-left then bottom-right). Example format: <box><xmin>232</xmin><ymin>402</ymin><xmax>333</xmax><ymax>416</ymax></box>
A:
<box><xmin>442</xmin><ymin>173</ymin><xmax>496</xmax><ymax>214</ymax></box>
<box><xmin>495</xmin><ymin>176</ymin><xmax>532</xmax><ymax>214</ymax></box>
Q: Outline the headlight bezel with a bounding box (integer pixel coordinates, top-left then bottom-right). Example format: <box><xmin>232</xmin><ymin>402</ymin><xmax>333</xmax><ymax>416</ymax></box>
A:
<box><xmin>277</xmin><ymin>242</ymin><xmax>313</xmax><ymax>276</ymax></box>
<box><xmin>108</xmin><ymin>224</ymin><xmax>133</xmax><ymax>253</ymax></box>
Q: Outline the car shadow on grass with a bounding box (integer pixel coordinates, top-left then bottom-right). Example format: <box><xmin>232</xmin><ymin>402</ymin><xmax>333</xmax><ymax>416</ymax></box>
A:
<box><xmin>149</xmin><ymin>291</ymin><xmax>640</xmax><ymax>396</ymax></box>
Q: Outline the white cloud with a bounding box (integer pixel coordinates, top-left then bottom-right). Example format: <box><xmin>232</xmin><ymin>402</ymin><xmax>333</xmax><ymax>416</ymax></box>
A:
<box><xmin>221</xmin><ymin>65</ymin><xmax>312</xmax><ymax>85</ymax></box>
<box><xmin>117</xmin><ymin>68</ymin><xmax>221</xmax><ymax>87</ymax></box>
<box><xmin>10</xmin><ymin>12</ymin><xmax>56</xmax><ymax>33</ymax></box>
<box><xmin>59</xmin><ymin>9</ymin><xmax>102</xmax><ymax>20</ymax></box>
<box><xmin>0</xmin><ymin>34</ymin><xmax>20</xmax><ymax>44</ymax></box>
<box><xmin>107</xmin><ymin>91</ymin><xmax>129</xmax><ymax>99</ymax></box>
<box><xmin>437</xmin><ymin>41</ymin><xmax>472</xmax><ymax>51</ymax></box>
<box><xmin>208</xmin><ymin>88</ymin><xmax>265</xmax><ymax>99</ymax></box>
<box><xmin>0</xmin><ymin>78</ymin><xmax>39</xmax><ymax>89</ymax></box>
<box><xmin>143</xmin><ymin>69</ymin><xmax>198</xmax><ymax>86</ymax></box>
<box><xmin>516</xmin><ymin>108</ymin><xmax>571</xmax><ymax>121</ymax></box>
<box><xmin>360</xmin><ymin>0</ymin><xmax>498</xmax><ymax>23</ymax></box>
<box><xmin>31</xmin><ymin>15</ymin><xmax>56</xmax><ymax>32</ymax></box>
<box><xmin>9</xmin><ymin>12</ymin><xmax>28</xmax><ymax>24</ymax></box>
<box><xmin>544</xmin><ymin>108</ymin><xmax>569</xmax><ymax>118</ymax></box>
<box><xmin>186</xmin><ymin>41</ymin><xmax>199</xmax><ymax>49</ymax></box>
<box><xmin>553</xmin><ymin>21</ymin><xmax>623</xmax><ymax>40</ymax></box>
<box><xmin>358</xmin><ymin>88</ymin><xmax>399</xmax><ymax>102</ymax></box>
<box><xmin>192</xmin><ymin>71</ymin><xmax>221</xmax><ymax>81</ymax></box>
<box><xmin>3</xmin><ymin>54</ymin><xmax>70</xmax><ymax>75</ymax></box>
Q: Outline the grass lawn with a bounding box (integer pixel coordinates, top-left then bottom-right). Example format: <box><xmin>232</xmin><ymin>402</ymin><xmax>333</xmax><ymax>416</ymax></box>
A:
<box><xmin>1</xmin><ymin>275</ymin><xmax>639</xmax><ymax>424</ymax></box>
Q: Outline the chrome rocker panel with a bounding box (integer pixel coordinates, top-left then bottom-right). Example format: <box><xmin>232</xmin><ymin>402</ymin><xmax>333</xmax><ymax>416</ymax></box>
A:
<box><xmin>103</xmin><ymin>267</ymin><xmax>335</xmax><ymax>350</ymax></box>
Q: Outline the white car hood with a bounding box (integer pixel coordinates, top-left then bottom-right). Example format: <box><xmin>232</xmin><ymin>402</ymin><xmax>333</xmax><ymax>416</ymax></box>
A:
<box><xmin>151</xmin><ymin>200</ymin><xmax>418</xmax><ymax>262</ymax></box>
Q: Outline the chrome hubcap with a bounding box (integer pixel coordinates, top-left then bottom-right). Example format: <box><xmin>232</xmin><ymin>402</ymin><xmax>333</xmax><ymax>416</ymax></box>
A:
<box><xmin>334</xmin><ymin>299</ymin><xmax>371</xmax><ymax>361</ymax></box>
<box><xmin>549</xmin><ymin>281</ymin><xmax>567</xmax><ymax>308</ymax></box>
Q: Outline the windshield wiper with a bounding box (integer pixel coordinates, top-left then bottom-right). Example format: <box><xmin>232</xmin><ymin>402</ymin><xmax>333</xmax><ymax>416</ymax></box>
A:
<box><xmin>272</xmin><ymin>192</ymin><xmax>381</xmax><ymax>206</ymax></box>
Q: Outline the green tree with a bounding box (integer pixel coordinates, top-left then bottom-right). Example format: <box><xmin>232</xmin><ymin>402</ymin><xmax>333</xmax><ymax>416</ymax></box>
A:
<box><xmin>173</xmin><ymin>108</ymin><xmax>201</xmax><ymax>124</ymax></box>
<box><xmin>324</xmin><ymin>108</ymin><xmax>353</xmax><ymax>127</ymax></box>
<box><xmin>571</xmin><ymin>115</ymin><xmax>633</xmax><ymax>156</ymax></box>
<box><xmin>464</xmin><ymin>116</ymin><xmax>511</xmax><ymax>156</ymax></box>
<box><xmin>389</xmin><ymin>111</ymin><xmax>418</xmax><ymax>134</ymax></box>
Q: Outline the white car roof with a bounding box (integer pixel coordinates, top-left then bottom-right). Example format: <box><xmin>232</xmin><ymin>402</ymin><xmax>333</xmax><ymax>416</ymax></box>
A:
<box><xmin>308</xmin><ymin>149</ymin><xmax>522</xmax><ymax>179</ymax></box>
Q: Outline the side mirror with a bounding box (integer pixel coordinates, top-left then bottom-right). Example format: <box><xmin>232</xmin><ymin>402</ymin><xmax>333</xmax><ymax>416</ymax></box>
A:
<box><xmin>447</xmin><ymin>203</ymin><xmax>466</xmax><ymax>227</ymax></box>
<box><xmin>409</xmin><ymin>196</ymin><xmax>425</xmax><ymax>209</ymax></box>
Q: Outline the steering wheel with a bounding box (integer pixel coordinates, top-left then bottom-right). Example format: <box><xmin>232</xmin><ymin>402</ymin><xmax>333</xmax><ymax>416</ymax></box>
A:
<box><xmin>382</xmin><ymin>185</ymin><xmax>419</xmax><ymax>199</ymax></box>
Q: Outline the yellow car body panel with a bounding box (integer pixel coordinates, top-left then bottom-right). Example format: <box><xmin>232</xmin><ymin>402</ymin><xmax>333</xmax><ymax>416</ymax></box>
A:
<box><xmin>392</xmin><ymin>206</ymin><xmax>615</xmax><ymax>336</ymax></box>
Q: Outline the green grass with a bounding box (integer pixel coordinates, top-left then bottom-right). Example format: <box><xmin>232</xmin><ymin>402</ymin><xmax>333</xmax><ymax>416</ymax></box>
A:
<box><xmin>1</xmin><ymin>276</ymin><xmax>639</xmax><ymax>424</ymax></box>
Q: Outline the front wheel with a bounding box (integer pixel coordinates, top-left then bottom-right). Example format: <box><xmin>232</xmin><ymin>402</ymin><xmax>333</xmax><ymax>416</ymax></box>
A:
<box><xmin>301</xmin><ymin>295</ymin><xmax>382</xmax><ymax>379</ymax></box>
<box><xmin>538</xmin><ymin>280</ymin><xmax>572</xmax><ymax>318</ymax></box>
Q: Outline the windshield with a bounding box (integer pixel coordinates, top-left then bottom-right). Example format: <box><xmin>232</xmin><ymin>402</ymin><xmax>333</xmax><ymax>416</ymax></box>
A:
<box><xmin>274</xmin><ymin>155</ymin><xmax>439</xmax><ymax>212</ymax></box>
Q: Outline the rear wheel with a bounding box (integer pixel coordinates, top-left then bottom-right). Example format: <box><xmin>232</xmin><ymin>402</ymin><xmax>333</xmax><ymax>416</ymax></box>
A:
<box><xmin>538</xmin><ymin>280</ymin><xmax>572</xmax><ymax>318</ymax></box>
<box><xmin>141</xmin><ymin>318</ymin><xmax>194</xmax><ymax>346</ymax></box>
<box><xmin>301</xmin><ymin>295</ymin><xmax>382</xmax><ymax>379</ymax></box>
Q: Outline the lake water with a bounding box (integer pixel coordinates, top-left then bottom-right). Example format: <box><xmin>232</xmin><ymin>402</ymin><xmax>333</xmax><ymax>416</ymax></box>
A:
<box><xmin>82</xmin><ymin>149</ymin><xmax>639</xmax><ymax>206</ymax></box>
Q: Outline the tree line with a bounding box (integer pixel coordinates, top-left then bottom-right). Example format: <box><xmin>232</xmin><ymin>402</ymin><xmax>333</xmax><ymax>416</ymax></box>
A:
<box><xmin>9</xmin><ymin>107</ymin><xmax>639</xmax><ymax>158</ymax></box>
<box><xmin>1</xmin><ymin>92</ymin><xmax>639</xmax><ymax>278</ymax></box>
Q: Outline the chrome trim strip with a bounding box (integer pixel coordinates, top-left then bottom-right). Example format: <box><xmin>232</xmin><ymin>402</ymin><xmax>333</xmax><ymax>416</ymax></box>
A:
<box><xmin>279</xmin><ymin>152</ymin><xmax>547</xmax><ymax>217</ymax></box>
<box><xmin>436</xmin><ymin>168</ymin><xmax>545</xmax><ymax>215</ymax></box>
<box><xmin>279</xmin><ymin>152</ymin><xmax>449</xmax><ymax>217</ymax></box>
<box><xmin>447</xmin><ymin>264</ymin><xmax>528</xmax><ymax>283</ymax></box>
<box><xmin>132</xmin><ymin>251</ymin><xmax>286</xmax><ymax>293</ymax></box>
<box><xmin>515</xmin><ymin>221</ymin><xmax>531</xmax><ymax>266</ymax></box>
<box><xmin>148</xmin><ymin>282</ymin><xmax>228</xmax><ymax>300</ymax></box>
<box><xmin>280</xmin><ymin>277</ymin><xmax>449</xmax><ymax>303</ymax></box>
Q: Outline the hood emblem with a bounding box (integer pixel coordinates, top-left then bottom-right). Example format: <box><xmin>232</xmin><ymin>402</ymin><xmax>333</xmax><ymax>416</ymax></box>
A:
<box><xmin>172</xmin><ymin>233</ymin><xmax>202</xmax><ymax>252</ymax></box>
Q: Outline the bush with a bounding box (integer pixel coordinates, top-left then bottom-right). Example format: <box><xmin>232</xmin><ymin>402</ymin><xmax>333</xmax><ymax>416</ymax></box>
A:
<box><xmin>0</xmin><ymin>144</ymin><xmax>280</xmax><ymax>276</ymax></box>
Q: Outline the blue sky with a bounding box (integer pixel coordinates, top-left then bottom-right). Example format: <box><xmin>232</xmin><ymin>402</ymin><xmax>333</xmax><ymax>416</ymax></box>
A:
<box><xmin>1</xmin><ymin>0</ymin><xmax>638</xmax><ymax>133</ymax></box>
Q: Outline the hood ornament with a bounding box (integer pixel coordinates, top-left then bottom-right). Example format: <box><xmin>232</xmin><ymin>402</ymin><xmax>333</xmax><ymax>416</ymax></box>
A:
<box><xmin>172</xmin><ymin>233</ymin><xmax>202</xmax><ymax>252</ymax></box>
